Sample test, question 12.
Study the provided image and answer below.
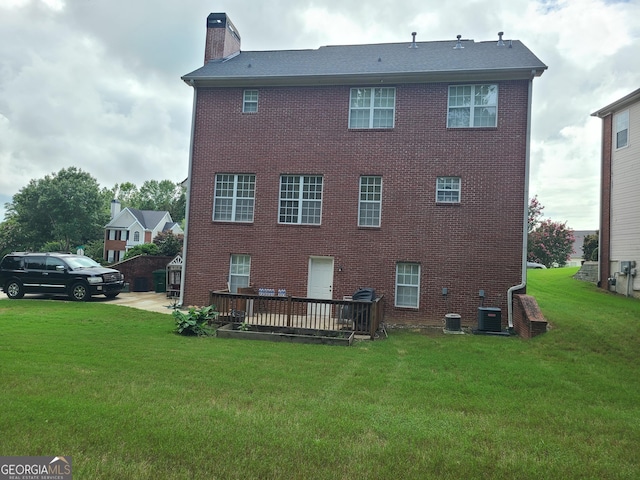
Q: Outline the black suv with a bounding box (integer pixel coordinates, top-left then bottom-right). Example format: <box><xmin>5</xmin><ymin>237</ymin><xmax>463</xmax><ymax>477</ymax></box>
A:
<box><xmin>0</xmin><ymin>252</ymin><xmax>125</xmax><ymax>301</ymax></box>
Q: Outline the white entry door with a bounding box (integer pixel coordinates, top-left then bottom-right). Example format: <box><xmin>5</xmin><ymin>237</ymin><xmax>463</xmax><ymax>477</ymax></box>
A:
<box><xmin>307</xmin><ymin>257</ymin><xmax>334</xmax><ymax>317</ymax></box>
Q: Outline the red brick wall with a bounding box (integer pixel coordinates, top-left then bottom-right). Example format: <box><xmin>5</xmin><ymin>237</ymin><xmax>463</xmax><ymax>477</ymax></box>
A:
<box><xmin>598</xmin><ymin>115</ymin><xmax>612</xmax><ymax>289</ymax></box>
<box><xmin>183</xmin><ymin>81</ymin><xmax>531</xmax><ymax>324</ymax></box>
<box><xmin>111</xmin><ymin>255</ymin><xmax>173</xmax><ymax>292</ymax></box>
<box><xmin>513</xmin><ymin>294</ymin><xmax>547</xmax><ymax>338</ymax></box>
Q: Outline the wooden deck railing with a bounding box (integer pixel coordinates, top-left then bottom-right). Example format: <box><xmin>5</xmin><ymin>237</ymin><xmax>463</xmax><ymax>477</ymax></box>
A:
<box><xmin>208</xmin><ymin>290</ymin><xmax>385</xmax><ymax>340</ymax></box>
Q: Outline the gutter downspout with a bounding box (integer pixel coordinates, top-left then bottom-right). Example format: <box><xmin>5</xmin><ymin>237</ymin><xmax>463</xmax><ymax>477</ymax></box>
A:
<box><xmin>178</xmin><ymin>82</ymin><xmax>197</xmax><ymax>307</ymax></box>
<box><xmin>507</xmin><ymin>76</ymin><xmax>533</xmax><ymax>329</ymax></box>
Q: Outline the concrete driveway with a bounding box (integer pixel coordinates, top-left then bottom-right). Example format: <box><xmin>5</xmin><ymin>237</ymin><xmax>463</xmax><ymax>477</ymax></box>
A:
<box><xmin>0</xmin><ymin>291</ymin><xmax>178</xmax><ymax>315</ymax></box>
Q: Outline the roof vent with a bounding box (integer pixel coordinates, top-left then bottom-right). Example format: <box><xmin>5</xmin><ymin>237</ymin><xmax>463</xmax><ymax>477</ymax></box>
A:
<box><xmin>409</xmin><ymin>32</ymin><xmax>418</xmax><ymax>48</ymax></box>
<box><xmin>497</xmin><ymin>31</ymin><xmax>505</xmax><ymax>46</ymax></box>
<box><xmin>453</xmin><ymin>35</ymin><xmax>463</xmax><ymax>49</ymax></box>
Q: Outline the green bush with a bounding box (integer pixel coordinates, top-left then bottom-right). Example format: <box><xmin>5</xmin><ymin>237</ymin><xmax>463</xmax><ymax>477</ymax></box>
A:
<box><xmin>124</xmin><ymin>243</ymin><xmax>160</xmax><ymax>260</ymax></box>
<box><xmin>173</xmin><ymin>305</ymin><xmax>218</xmax><ymax>336</ymax></box>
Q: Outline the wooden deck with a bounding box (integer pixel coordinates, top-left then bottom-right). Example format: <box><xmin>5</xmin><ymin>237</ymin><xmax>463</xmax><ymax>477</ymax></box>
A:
<box><xmin>209</xmin><ymin>290</ymin><xmax>385</xmax><ymax>339</ymax></box>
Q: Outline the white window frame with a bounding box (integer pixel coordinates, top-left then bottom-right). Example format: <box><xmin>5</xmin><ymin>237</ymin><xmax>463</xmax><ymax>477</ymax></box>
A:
<box><xmin>395</xmin><ymin>262</ymin><xmax>420</xmax><ymax>308</ymax></box>
<box><xmin>279</xmin><ymin>175</ymin><xmax>323</xmax><ymax>225</ymax></box>
<box><xmin>436</xmin><ymin>177</ymin><xmax>461</xmax><ymax>203</ymax></box>
<box><xmin>447</xmin><ymin>84</ymin><xmax>498</xmax><ymax>128</ymax></box>
<box><xmin>615</xmin><ymin>110</ymin><xmax>629</xmax><ymax>149</ymax></box>
<box><xmin>133</xmin><ymin>231</ymin><xmax>140</xmax><ymax>242</ymax></box>
<box><xmin>243</xmin><ymin>90</ymin><xmax>258</xmax><ymax>113</ymax></box>
<box><xmin>213</xmin><ymin>174</ymin><xmax>256</xmax><ymax>223</ymax></box>
<box><xmin>349</xmin><ymin>87</ymin><xmax>396</xmax><ymax>129</ymax></box>
<box><xmin>358</xmin><ymin>176</ymin><xmax>382</xmax><ymax>227</ymax></box>
<box><xmin>229</xmin><ymin>254</ymin><xmax>251</xmax><ymax>293</ymax></box>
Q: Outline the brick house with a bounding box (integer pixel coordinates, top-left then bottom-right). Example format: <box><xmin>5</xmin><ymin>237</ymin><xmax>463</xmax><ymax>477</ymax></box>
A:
<box><xmin>592</xmin><ymin>88</ymin><xmax>640</xmax><ymax>298</ymax></box>
<box><xmin>104</xmin><ymin>200</ymin><xmax>183</xmax><ymax>263</ymax></box>
<box><xmin>179</xmin><ymin>13</ymin><xmax>547</xmax><ymax>327</ymax></box>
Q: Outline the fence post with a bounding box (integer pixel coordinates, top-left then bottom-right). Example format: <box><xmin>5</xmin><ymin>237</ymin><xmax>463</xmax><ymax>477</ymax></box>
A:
<box><xmin>286</xmin><ymin>296</ymin><xmax>292</xmax><ymax>327</ymax></box>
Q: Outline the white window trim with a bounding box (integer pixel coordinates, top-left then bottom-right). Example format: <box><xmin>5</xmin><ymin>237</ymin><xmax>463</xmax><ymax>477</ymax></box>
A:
<box><xmin>243</xmin><ymin>90</ymin><xmax>258</xmax><ymax>113</ymax></box>
<box><xmin>278</xmin><ymin>175</ymin><xmax>323</xmax><ymax>225</ymax></box>
<box><xmin>436</xmin><ymin>177</ymin><xmax>461</xmax><ymax>203</ymax></box>
<box><xmin>358</xmin><ymin>176</ymin><xmax>383</xmax><ymax>227</ymax></box>
<box><xmin>447</xmin><ymin>84</ymin><xmax>498</xmax><ymax>128</ymax></box>
<box><xmin>229</xmin><ymin>254</ymin><xmax>251</xmax><ymax>293</ymax></box>
<box><xmin>395</xmin><ymin>263</ymin><xmax>420</xmax><ymax>309</ymax></box>
<box><xmin>349</xmin><ymin>87</ymin><xmax>396</xmax><ymax>129</ymax></box>
<box><xmin>615</xmin><ymin>110</ymin><xmax>629</xmax><ymax>150</ymax></box>
<box><xmin>213</xmin><ymin>174</ymin><xmax>256</xmax><ymax>223</ymax></box>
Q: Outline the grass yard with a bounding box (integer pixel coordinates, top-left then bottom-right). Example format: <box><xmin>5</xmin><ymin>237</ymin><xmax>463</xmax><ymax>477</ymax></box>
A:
<box><xmin>0</xmin><ymin>268</ymin><xmax>639</xmax><ymax>479</ymax></box>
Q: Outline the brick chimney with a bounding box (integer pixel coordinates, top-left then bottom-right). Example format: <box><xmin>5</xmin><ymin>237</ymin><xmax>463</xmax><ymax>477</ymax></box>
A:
<box><xmin>204</xmin><ymin>13</ymin><xmax>241</xmax><ymax>63</ymax></box>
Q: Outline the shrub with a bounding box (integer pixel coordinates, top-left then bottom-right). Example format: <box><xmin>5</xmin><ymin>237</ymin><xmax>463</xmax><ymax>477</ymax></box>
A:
<box><xmin>173</xmin><ymin>305</ymin><xmax>219</xmax><ymax>336</ymax></box>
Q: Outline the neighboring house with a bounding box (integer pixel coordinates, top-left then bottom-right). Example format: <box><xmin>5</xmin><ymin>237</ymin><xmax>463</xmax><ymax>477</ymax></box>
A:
<box><xmin>592</xmin><ymin>88</ymin><xmax>640</xmax><ymax>298</ymax></box>
<box><xmin>568</xmin><ymin>230</ymin><xmax>597</xmax><ymax>267</ymax></box>
<box><xmin>104</xmin><ymin>200</ymin><xmax>183</xmax><ymax>263</ymax></box>
<box><xmin>179</xmin><ymin>13</ymin><xmax>547</xmax><ymax>325</ymax></box>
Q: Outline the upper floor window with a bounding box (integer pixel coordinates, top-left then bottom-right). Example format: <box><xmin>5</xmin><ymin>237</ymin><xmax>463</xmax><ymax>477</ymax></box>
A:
<box><xmin>447</xmin><ymin>84</ymin><xmax>498</xmax><ymax>128</ymax></box>
<box><xmin>436</xmin><ymin>177</ymin><xmax>461</xmax><ymax>203</ymax></box>
<box><xmin>133</xmin><ymin>231</ymin><xmax>140</xmax><ymax>242</ymax></box>
<box><xmin>359</xmin><ymin>176</ymin><xmax>382</xmax><ymax>227</ymax></box>
<box><xmin>395</xmin><ymin>262</ymin><xmax>420</xmax><ymax>308</ymax></box>
<box><xmin>349</xmin><ymin>87</ymin><xmax>395</xmax><ymax>129</ymax></box>
<box><xmin>243</xmin><ymin>90</ymin><xmax>258</xmax><ymax>113</ymax></box>
<box><xmin>615</xmin><ymin>110</ymin><xmax>629</xmax><ymax>149</ymax></box>
<box><xmin>213</xmin><ymin>174</ymin><xmax>256</xmax><ymax>222</ymax></box>
<box><xmin>229</xmin><ymin>254</ymin><xmax>251</xmax><ymax>293</ymax></box>
<box><xmin>279</xmin><ymin>175</ymin><xmax>323</xmax><ymax>225</ymax></box>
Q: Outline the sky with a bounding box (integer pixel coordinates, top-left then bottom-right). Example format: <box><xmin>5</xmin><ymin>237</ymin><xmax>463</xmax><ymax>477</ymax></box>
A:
<box><xmin>0</xmin><ymin>0</ymin><xmax>638</xmax><ymax>230</ymax></box>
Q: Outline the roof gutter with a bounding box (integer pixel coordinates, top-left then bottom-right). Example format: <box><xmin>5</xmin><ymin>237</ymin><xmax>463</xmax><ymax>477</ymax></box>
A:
<box><xmin>507</xmin><ymin>75</ymin><xmax>534</xmax><ymax>329</ymax></box>
<box><xmin>181</xmin><ymin>67</ymin><xmax>546</xmax><ymax>89</ymax></box>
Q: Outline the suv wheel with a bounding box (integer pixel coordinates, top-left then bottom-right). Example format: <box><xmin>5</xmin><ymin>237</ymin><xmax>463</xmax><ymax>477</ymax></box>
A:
<box><xmin>70</xmin><ymin>282</ymin><xmax>90</xmax><ymax>301</ymax></box>
<box><xmin>5</xmin><ymin>280</ymin><xmax>24</xmax><ymax>299</ymax></box>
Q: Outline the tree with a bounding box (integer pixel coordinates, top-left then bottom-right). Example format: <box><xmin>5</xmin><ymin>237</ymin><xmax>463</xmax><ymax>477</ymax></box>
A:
<box><xmin>582</xmin><ymin>231</ymin><xmax>599</xmax><ymax>261</ymax></box>
<box><xmin>153</xmin><ymin>231</ymin><xmax>184</xmax><ymax>257</ymax></box>
<box><xmin>110</xmin><ymin>180</ymin><xmax>186</xmax><ymax>223</ymax></box>
<box><xmin>528</xmin><ymin>194</ymin><xmax>544</xmax><ymax>233</ymax></box>
<box><xmin>528</xmin><ymin>219</ymin><xmax>575</xmax><ymax>268</ymax></box>
<box><xmin>123</xmin><ymin>243</ymin><xmax>160</xmax><ymax>260</ymax></box>
<box><xmin>527</xmin><ymin>197</ymin><xmax>575</xmax><ymax>268</ymax></box>
<box><xmin>7</xmin><ymin>167</ymin><xmax>109</xmax><ymax>252</ymax></box>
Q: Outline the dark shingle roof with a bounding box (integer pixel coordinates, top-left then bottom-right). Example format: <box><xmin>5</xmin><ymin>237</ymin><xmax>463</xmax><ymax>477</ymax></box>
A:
<box><xmin>182</xmin><ymin>39</ymin><xmax>547</xmax><ymax>87</ymax></box>
<box><xmin>129</xmin><ymin>209</ymin><xmax>168</xmax><ymax>230</ymax></box>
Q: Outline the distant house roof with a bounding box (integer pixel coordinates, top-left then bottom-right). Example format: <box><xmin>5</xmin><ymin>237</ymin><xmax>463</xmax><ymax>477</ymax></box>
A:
<box><xmin>128</xmin><ymin>209</ymin><xmax>170</xmax><ymax>230</ymax></box>
<box><xmin>182</xmin><ymin>39</ymin><xmax>547</xmax><ymax>87</ymax></box>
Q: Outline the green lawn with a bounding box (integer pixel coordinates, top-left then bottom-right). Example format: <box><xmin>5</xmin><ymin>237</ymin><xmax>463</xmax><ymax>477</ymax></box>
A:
<box><xmin>1</xmin><ymin>268</ymin><xmax>639</xmax><ymax>479</ymax></box>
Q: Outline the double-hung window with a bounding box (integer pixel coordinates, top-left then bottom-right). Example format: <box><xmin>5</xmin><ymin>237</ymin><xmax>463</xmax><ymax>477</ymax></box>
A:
<box><xmin>279</xmin><ymin>175</ymin><xmax>323</xmax><ymax>225</ymax></box>
<box><xmin>615</xmin><ymin>110</ymin><xmax>629</xmax><ymax>149</ymax></box>
<box><xmin>349</xmin><ymin>87</ymin><xmax>396</xmax><ymax>129</ymax></box>
<box><xmin>447</xmin><ymin>84</ymin><xmax>498</xmax><ymax>128</ymax></box>
<box><xmin>229</xmin><ymin>254</ymin><xmax>251</xmax><ymax>293</ymax></box>
<box><xmin>395</xmin><ymin>263</ymin><xmax>420</xmax><ymax>308</ymax></box>
<box><xmin>243</xmin><ymin>90</ymin><xmax>258</xmax><ymax>113</ymax></box>
<box><xmin>213</xmin><ymin>174</ymin><xmax>256</xmax><ymax>222</ymax></box>
<box><xmin>436</xmin><ymin>177</ymin><xmax>461</xmax><ymax>203</ymax></box>
<box><xmin>358</xmin><ymin>176</ymin><xmax>382</xmax><ymax>227</ymax></box>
